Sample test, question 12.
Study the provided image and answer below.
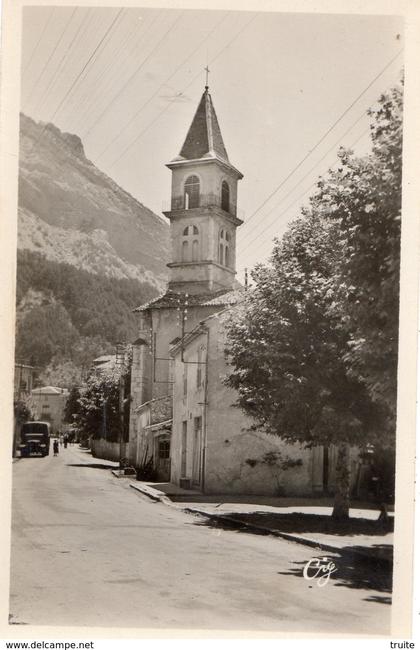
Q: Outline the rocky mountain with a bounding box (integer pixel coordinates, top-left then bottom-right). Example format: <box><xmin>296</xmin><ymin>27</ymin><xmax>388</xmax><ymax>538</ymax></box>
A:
<box><xmin>18</xmin><ymin>114</ymin><xmax>169</xmax><ymax>288</ymax></box>
<box><xmin>15</xmin><ymin>115</ymin><xmax>170</xmax><ymax>380</ymax></box>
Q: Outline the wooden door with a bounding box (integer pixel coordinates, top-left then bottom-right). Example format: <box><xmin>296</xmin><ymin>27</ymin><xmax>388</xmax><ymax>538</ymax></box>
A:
<box><xmin>155</xmin><ymin>436</ymin><xmax>171</xmax><ymax>482</ymax></box>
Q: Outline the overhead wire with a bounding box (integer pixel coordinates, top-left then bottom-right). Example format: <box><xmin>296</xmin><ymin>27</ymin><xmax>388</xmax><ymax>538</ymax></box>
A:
<box><xmin>82</xmin><ymin>10</ymin><xmax>186</xmax><ymax>140</ymax></box>
<box><xmin>21</xmin><ymin>7</ymin><xmax>56</xmax><ymax>77</ymax></box>
<box><xmin>73</xmin><ymin>10</ymin><xmax>163</xmax><ymax>130</ymax></box>
<box><xmin>23</xmin><ymin>7</ymin><xmax>78</xmax><ymax>112</ymax></box>
<box><xmin>104</xmin><ymin>11</ymin><xmax>257</xmax><ymax>170</ymax></box>
<box><xmin>53</xmin><ymin>8</ymin><xmax>127</xmax><ymax>122</ymax></box>
<box><xmin>29</xmin><ymin>7</ymin><xmax>124</xmax><ymax>153</ymax></box>
<box><xmin>238</xmin><ymin>126</ymin><xmax>371</xmax><ymax>261</ymax></box>
<box><xmin>32</xmin><ymin>8</ymin><xmax>95</xmax><ymax>116</ymax></box>
<box><xmin>35</xmin><ymin>8</ymin><xmax>124</xmax><ymax>143</ymax></box>
<box><xmin>241</xmin><ymin>49</ymin><xmax>403</xmax><ymax>228</ymax></box>
<box><xmin>92</xmin><ymin>10</ymin><xmax>230</xmax><ymax>157</ymax></box>
<box><xmin>238</xmin><ymin>105</ymin><xmax>369</xmax><ymax>247</ymax></box>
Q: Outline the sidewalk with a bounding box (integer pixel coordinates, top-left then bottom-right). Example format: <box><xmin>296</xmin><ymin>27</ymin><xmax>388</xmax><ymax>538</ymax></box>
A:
<box><xmin>130</xmin><ymin>480</ymin><xmax>394</xmax><ymax>563</ymax></box>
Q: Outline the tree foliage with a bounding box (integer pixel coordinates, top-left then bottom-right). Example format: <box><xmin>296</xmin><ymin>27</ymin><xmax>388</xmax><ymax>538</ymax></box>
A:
<box><xmin>64</xmin><ymin>385</ymin><xmax>81</xmax><ymax>423</ymax></box>
<box><xmin>14</xmin><ymin>399</ymin><xmax>33</xmax><ymax>425</ymax></box>
<box><xmin>70</xmin><ymin>363</ymin><xmax>131</xmax><ymax>443</ymax></box>
<box><xmin>224</xmin><ymin>82</ymin><xmax>402</xmax><ymax>515</ymax></box>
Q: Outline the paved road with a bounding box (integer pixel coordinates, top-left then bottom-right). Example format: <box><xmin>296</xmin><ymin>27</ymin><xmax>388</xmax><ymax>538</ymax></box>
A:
<box><xmin>10</xmin><ymin>444</ymin><xmax>391</xmax><ymax>633</ymax></box>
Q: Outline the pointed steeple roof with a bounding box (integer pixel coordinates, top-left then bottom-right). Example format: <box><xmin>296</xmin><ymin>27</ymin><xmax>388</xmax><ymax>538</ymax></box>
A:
<box><xmin>178</xmin><ymin>88</ymin><xmax>229</xmax><ymax>163</ymax></box>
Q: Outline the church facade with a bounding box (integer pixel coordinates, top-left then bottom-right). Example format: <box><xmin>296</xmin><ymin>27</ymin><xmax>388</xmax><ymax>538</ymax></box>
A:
<box><xmin>128</xmin><ymin>86</ymin><xmax>360</xmax><ymax>496</ymax></box>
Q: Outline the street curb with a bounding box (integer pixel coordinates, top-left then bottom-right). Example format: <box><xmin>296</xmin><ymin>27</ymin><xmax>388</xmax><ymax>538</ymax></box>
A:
<box><xmin>130</xmin><ymin>482</ymin><xmax>175</xmax><ymax>507</ymax></box>
<box><xmin>183</xmin><ymin>507</ymin><xmax>393</xmax><ymax>564</ymax></box>
<box><xmin>129</xmin><ymin>483</ymin><xmax>392</xmax><ymax>564</ymax></box>
<box><xmin>112</xmin><ymin>469</ymin><xmax>136</xmax><ymax>479</ymax></box>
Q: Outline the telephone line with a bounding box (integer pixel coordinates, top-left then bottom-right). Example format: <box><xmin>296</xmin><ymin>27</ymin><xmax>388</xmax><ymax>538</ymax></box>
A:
<box><xmin>82</xmin><ymin>10</ymin><xmax>185</xmax><ymax>140</ymax></box>
<box><xmin>239</xmin><ymin>126</ymin><xmax>370</xmax><ymax>260</ymax></box>
<box><xmin>33</xmin><ymin>9</ymin><xmax>95</xmax><ymax>116</ymax></box>
<box><xmin>21</xmin><ymin>8</ymin><xmax>56</xmax><ymax>77</ymax></box>
<box><xmin>54</xmin><ymin>9</ymin><xmax>127</xmax><ymax>123</ymax></box>
<box><xmin>94</xmin><ymin>11</ymin><xmax>229</xmax><ymax>158</ymax></box>
<box><xmin>73</xmin><ymin>11</ymin><xmax>162</xmax><ymax>130</ymax></box>
<box><xmin>242</xmin><ymin>49</ymin><xmax>402</xmax><ymax>227</ymax></box>
<box><xmin>238</xmin><ymin>105</ymin><xmax>369</xmax><ymax>247</ymax></box>
<box><xmin>23</xmin><ymin>7</ymin><xmax>78</xmax><ymax>111</ymax></box>
<box><xmin>105</xmin><ymin>12</ymin><xmax>257</xmax><ymax>170</ymax></box>
<box><xmin>29</xmin><ymin>8</ymin><xmax>124</xmax><ymax>153</ymax></box>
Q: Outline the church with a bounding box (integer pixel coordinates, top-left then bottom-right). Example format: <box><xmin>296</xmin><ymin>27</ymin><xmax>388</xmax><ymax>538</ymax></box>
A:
<box><xmin>127</xmin><ymin>84</ymin><xmax>360</xmax><ymax>496</ymax></box>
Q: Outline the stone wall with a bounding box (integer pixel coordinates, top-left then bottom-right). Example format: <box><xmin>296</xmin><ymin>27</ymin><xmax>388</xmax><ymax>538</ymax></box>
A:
<box><xmin>91</xmin><ymin>438</ymin><xmax>128</xmax><ymax>463</ymax></box>
<box><xmin>150</xmin><ymin>395</ymin><xmax>172</xmax><ymax>424</ymax></box>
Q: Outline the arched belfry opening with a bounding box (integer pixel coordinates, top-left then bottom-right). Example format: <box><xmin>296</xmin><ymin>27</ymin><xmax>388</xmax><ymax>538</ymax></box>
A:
<box><xmin>221</xmin><ymin>181</ymin><xmax>230</xmax><ymax>213</ymax></box>
<box><xmin>184</xmin><ymin>175</ymin><xmax>200</xmax><ymax>209</ymax></box>
<box><xmin>181</xmin><ymin>225</ymin><xmax>200</xmax><ymax>262</ymax></box>
<box><xmin>218</xmin><ymin>229</ymin><xmax>231</xmax><ymax>267</ymax></box>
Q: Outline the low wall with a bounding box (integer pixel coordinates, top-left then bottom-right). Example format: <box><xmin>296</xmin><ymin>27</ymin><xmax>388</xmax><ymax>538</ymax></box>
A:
<box><xmin>91</xmin><ymin>438</ymin><xmax>128</xmax><ymax>463</ymax></box>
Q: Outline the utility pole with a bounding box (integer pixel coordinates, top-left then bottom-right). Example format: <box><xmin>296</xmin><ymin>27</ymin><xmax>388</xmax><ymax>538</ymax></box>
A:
<box><xmin>115</xmin><ymin>343</ymin><xmax>126</xmax><ymax>470</ymax></box>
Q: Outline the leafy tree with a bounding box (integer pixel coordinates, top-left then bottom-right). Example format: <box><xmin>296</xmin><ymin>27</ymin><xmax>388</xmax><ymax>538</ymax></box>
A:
<box><xmin>64</xmin><ymin>385</ymin><xmax>81</xmax><ymax>424</ymax></box>
<box><xmin>14</xmin><ymin>399</ymin><xmax>33</xmax><ymax>425</ymax></box>
<box><xmin>225</xmin><ymin>82</ymin><xmax>402</xmax><ymax>519</ymax></box>
<box><xmin>74</xmin><ymin>362</ymin><xmax>131</xmax><ymax>444</ymax></box>
<box><xmin>317</xmin><ymin>83</ymin><xmax>402</xmax><ymax>418</ymax></box>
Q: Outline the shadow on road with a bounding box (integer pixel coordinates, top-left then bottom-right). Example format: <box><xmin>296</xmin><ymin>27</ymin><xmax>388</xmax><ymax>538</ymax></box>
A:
<box><xmin>194</xmin><ymin>511</ymin><xmax>393</xmax><ymax>537</ymax></box>
<box><xmin>191</xmin><ymin>511</ymin><xmax>393</xmax><ymax>537</ymax></box>
<box><xmin>277</xmin><ymin>551</ymin><xmax>393</xmax><ymax>595</ymax></box>
<box><xmin>192</xmin><ymin>517</ymin><xmax>270</xmax><ymax>536</ymax></box>
<box><xmin>66</xmin><ymin>462</ymin><xmax>118</xmax><ymax>470</ymax></box>
<box><xmin>364</xmin><ymin>595</ymin><xmax>392</xmax><ymax>605</ymax></box>
<box><xmin>191</xmin><ymin>517</ymin><xmax>393</xmax><ymax>594</ymax></box>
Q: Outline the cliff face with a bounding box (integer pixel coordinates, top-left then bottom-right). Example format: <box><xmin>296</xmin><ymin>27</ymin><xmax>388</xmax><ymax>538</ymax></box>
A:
<box><xmin>15</xmin><ymin>114</ymin><xmax>170</xmax><ymax>374</ymax></box>
<box><xmin>18</xmin><ymin>113</ymin><xmax>170</xmax><ymax>287</ymax></box>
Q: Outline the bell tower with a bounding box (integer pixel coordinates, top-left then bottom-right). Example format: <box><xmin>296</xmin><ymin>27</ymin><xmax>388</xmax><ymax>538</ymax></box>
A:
<box><xmin>163</xmin><ymin>85</ymin><xmax>243</xmax><ymax>295</ymax></box>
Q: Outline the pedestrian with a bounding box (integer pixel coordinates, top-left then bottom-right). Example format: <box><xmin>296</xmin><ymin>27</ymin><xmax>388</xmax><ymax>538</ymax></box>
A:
<box><xmin>59</xmin><ymin>434</ymin><xmax>63</xmax><ymax>446</ymax></box>
<box><xmin>53</xmin><ymin>439</ymin><xmax>59</xmax><ymax>456</ymax></box>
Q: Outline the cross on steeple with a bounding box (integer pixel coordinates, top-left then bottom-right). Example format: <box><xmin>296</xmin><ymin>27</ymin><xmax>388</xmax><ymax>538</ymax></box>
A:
<box><xmin>205</xmin><ymin>65</ymin><xmax>210</xmax><ymax>90</ymax></box>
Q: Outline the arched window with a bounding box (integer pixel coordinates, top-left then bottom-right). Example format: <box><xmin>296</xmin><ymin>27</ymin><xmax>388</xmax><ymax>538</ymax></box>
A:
<box><xmin>181</xmin><ymin>225</ymin><xmax>200</xmax><ymax>262</ymax></box>
<box><xmin>182</xmin><ymin>240</ymin><xmax>189</xmax><ymax>262</ymax></box>
<box><xmin>218</xmin><ymin>229</ymin><xmax>231</xmax><ymax>267</ymax></box>
<box><xmin>184</xmin><ymin>175</ymin><xmax>200</xmax><ymax>209</ymax></box>
<box><xmin>219</xmin><ymin>243</ymin><xmax>224</xmax><ymax>265</ymax></box>
<box><xmin>218</xmin><ymin>230</ymin><xmax>225</xmax><ymax>264</ymax></box>
<box><xmin>192</xmin><ymin>240</ymin><xmax>199</xmax><ymax>262</ymax></box>
<box><xmin>221</xmin><ymin>181</ymin><xmax>230</xmax><ymax>212</ymax></box>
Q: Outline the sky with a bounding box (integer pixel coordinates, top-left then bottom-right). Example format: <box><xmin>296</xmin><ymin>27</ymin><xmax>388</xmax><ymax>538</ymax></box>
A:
<box><xmin>20</xmin><ymin>6</ymin><xmax>404</xmax><ymax>279</ymax></box>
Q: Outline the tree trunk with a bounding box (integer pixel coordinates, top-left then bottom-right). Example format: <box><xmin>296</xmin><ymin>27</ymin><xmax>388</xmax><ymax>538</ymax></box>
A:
<box><xmin>332</xmin><ymin>443</ymin><xmax>350</xmax><ymax>520</ymax></box>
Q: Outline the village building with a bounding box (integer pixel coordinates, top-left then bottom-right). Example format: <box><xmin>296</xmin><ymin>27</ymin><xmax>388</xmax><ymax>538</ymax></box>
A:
<box><xmin>14</xmin><ymin>363</ymin><xmax>35</xmax><ymax>402</ymax></box>
<box><xmin>30</xmin><ymin>386</ymin><xmax>69</xmax><ymax>435</ymax></box>
<box><xmin>169</xmin><ymin>308</ymin><xmax>363</xmax><ymax>495</ymax></box>
<box><xmin>128</xmin><ymin>84</ymin><xmax>361</xmax><ymax>495</ymax></box>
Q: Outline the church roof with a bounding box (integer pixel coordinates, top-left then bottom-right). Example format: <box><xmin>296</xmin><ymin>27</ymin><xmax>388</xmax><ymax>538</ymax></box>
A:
<box><xmin>133</xmin><ymin>288</ymin><xmax>243</xmax><ymax>312</ymax></box>
<box><xmin>177</xmin><ymin>88</ymin><xmax>229</xmax><ymax>163</ymax></box>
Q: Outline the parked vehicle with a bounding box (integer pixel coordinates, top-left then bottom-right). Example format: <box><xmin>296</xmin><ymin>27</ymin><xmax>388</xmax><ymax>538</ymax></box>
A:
<box><xmin>19</xmin><ymin>421</ymin><xmax>51</xmax><ymax>457</ymax></box>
